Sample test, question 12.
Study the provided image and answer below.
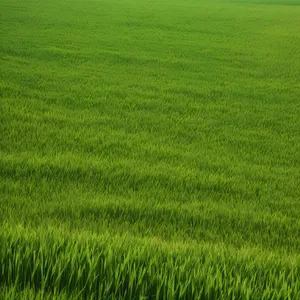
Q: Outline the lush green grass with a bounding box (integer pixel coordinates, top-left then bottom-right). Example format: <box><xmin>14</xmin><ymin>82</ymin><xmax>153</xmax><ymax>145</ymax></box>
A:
<box><xmin>1</xmin><ymin>225</ymin><xmax>300</xmax><ymax>299</ymax></box>
<box><xmin>1</xmin><ymin>0</ymin><xmax>300</xmax><ymax>298</ymax></box>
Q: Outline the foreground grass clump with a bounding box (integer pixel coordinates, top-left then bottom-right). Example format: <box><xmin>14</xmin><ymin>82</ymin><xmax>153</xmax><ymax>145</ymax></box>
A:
<box><xmin>1</xmin><ymin>0</ymin><xmax>300</xmax><ymax>298</ymax></box>
<box><xmin>1</xmin><ymin>226</ymin><xmax>299</xmax><ymax>300</ymax></box>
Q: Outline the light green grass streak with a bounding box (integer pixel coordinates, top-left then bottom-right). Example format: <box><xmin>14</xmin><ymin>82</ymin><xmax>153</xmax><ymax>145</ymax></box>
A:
<box><xmin>1</xmin><ymin>0</ymin><xmax>300</xmax><ymax>298</ymax></box>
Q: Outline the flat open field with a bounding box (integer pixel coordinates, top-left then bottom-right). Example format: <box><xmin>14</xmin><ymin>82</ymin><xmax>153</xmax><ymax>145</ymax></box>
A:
<box><xmin>1</xmin><ymin>0</ymin><xmax>300</xmax><ymax>298</ymax></box>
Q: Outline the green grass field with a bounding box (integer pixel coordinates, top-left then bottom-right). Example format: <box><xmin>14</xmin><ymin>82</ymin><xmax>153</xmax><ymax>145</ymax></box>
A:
<box><xmin>1</xmin><ymin>0</ymin><xmax>300</xmax><ymax>298</ymax></box>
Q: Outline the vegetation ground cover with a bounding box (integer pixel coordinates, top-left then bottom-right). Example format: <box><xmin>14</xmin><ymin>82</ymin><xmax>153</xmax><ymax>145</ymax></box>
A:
<box><xmin>1</xmin><ymin>0</ymin><xmax>300</xmax><ymax>298</ymax></box>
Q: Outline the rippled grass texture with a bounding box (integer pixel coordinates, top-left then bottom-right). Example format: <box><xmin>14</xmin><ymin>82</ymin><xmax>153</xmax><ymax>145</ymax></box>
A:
<box><xmin>1</xmin><ymin>0</ymin><xmax>300</xmax><ymax>298</ymax></box>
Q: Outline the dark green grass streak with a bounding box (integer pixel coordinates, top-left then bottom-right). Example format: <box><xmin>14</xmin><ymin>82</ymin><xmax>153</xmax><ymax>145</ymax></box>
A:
<box><xmin>1</xmin><ymin>0</ymin><xmax>300</xmax><ymax>298</ymax></box>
